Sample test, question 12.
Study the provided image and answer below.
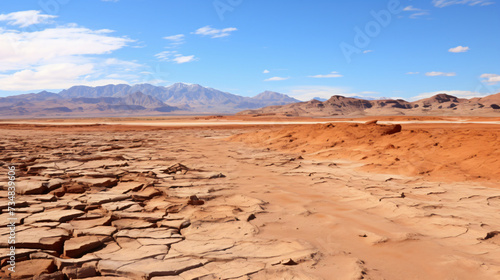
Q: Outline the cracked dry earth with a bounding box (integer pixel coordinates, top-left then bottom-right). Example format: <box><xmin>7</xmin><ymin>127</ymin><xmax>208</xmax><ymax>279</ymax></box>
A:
<box><xmin>0</xmin><ymin>125</ymin><xmax>499</xmax><ymax>280</ymax></box>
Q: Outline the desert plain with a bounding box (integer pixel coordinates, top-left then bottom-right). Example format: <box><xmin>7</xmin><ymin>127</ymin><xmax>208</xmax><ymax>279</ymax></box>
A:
<box><xmin>0</xmin><ymin>115</ymin><xmax>499</xmax><ymax>280</ymax></box>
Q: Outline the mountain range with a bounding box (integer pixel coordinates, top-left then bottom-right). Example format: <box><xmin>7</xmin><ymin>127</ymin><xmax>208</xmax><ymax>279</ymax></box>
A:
<box><xmin>0</xmin><ymin>83</ymin><xmax>299</xmax><ymax>118</ymax></box>
<box><xmin>238</xmin><ymin>93</ymin><xmax>500</xmax><ymax>117</ymax></box>
<box><xmin>1</xmin><ymin>83</ymin><xmax>499</xmax><ymax>118</ymax></box>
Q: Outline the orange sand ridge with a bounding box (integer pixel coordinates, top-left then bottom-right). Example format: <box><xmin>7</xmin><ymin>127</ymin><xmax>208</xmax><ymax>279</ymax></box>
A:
<box><xmin>229</xmin><ymin>121</ymin><xmax>500</xmax><ymax>183</ymax></box>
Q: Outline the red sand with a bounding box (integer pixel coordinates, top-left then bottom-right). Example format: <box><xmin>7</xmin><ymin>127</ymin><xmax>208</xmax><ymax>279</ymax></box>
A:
<box><xmin>229</xmin><ymin>121</ymin><xmax>500</xmax><ymax>183</ymax></box>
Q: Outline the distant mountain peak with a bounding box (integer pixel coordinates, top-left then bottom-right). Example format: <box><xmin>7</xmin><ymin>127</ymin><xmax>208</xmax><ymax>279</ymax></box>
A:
<box><xmin>252</xmin><ymin>91</ymin><xmax>299</xmax><ymax>103</ymax></box>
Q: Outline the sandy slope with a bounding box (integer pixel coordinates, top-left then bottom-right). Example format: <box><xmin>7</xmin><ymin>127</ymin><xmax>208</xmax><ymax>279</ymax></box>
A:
<box><xmin>229</xmin><ymin>121</ymin><xmax>500</xmax><ymax>183</ymax></box>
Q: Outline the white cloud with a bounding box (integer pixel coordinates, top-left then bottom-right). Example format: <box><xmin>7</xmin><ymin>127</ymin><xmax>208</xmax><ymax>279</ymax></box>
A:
<box><xmin>363</xmin><ymin>50</ymin><xmax>373</xmax><ymax>54</ymax></box>
<box><xmin>0</xmin><ymin>13</ymin><xmax>142</xmax><ymax>93</ymax></box>
<box><xmin>308</xmin><ymin>71</ymin><xmax>343</xmax><ymax>78</ymax></box>
<box><xmin>263</xmin><ymin>69</ymin><xmax>270</xmax><ymax>74</ymax></box>
<box><xmin>410</xmin><ymin>90</ymin><xmax>486</xmax><ymax>101</ymax></box>
<box><xmin>173</xmin><ymin>55</ymin><xmax>196</xmax><ymax>64</ymax></box>
<box><xmin>0</xmin><ymin>26</ymin><xmax>133</xmax><ymax>72</ymax></box>
<box><xmin>409</xmin><ymin>12</ymin><xmax>431</xmax><ymax>19</ymax></box>
<box><xmin>264</xmin><ymin>76</ymin><xmax>289</xmax><ymax>82</ymax></box>
<box><xmin>155</xmin><ymin>51</ymin><xmax>197</xmax><ymax>64</ymax></box>
<box><xmin>287</xmin><ymin>86</ymin><xmax>378</xmax><ymax>101</ymax></box>
<box><xmin>448</xmin><ymin>46</ymin><xmax>470</xmax><ymax>53</ymax></box>
<box><xmin>104</xmin><ymin>58</ymin><xmax>142</xmax><ymax>69</ymax></box>
<box><xmin>193</xmin><ymin>26</ymin><xmax>237</xmax><ymax>38</ymax></box>
<box><xmin>0</xmin><ymin>10</ymin><xmax>57</xmax><ymax>27</ymax></box>
<box><xmin>403</xmin><ymin>6</ymin><xmax>421</xmax><ymax>11</ymax></box>
<box><xmin>406</xmin><ymin>72</ymin><xmax>420</xmax><ymax>75</ymax></box>
<box><xmin>0</xmin><ymin>63</ymin><xmax>128</xmax><ymax>91</ymax></box>
<box><xmin>433</xmin><ymin>0</ymin><xmax>494</xmax><ymax>7</ymax></box>
<box><xmin>402</xmin><ymin>6</ymin><xmax>430</xmax><ymax>18</ymax></box>
<box><xmin>163</xmin><ymin>34</ymin><xmax>185</xmax><ymax>45</ymax></box>
<box><xmin>480</xmin><ymin>73</ymin><xmax>500</xmax><ymax>84</ymax></box>
<box><xmin>425</xmin><ymin>71</ymin><xmax>456</xmax><ymax>77</ymax></box>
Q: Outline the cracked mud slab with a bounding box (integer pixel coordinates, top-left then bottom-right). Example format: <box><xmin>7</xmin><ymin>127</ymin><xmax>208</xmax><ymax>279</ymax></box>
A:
<box><xmin>0</xmin><ymin>123</ymin><xmax>499</xmax><ymax>280</ymax></box>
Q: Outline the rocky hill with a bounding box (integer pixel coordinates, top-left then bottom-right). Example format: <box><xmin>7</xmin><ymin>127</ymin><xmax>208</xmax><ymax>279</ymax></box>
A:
<box><xmin>238</xmin><ymin>93</ymin><xmax>500</xmax><ymax>117</ymax></box>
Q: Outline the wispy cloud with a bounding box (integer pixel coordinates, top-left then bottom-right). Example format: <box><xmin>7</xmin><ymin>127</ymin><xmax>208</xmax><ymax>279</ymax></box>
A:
<box><xmin>264</xmin><ymin>76</ymin><xmax>289</xmax><ymax>81</ymax></box>
<box><xmin>0</xmin><ymin>10</ymin><xmax>57</xmax><ymax>27</ymax></box>
<box><xmin>432</xmin><ymin>0</ymin><xmax>494</xmax><ymax>7</ymax></box>
<box><xmin>263</xmin><ymin>69</ymin><xmax>270</xmax><ymax>74</ymax></box>
<box><xmin>308</xmin><ymin>71</ymin><xmax>343</xmax><ymax>78</ymax></box>
<box><xmin>363</xmin><ymin>50</ymin><xmax>373</xmax><ymax>54</ymax></box>
<box><xmin>164</xmin><ymin>34</ymin><xmax>185</xmax><ymax>44</ymax></box>
<box><xmin>425</xmin><ymin>71</ymin><xmax>456</xmax><ymax>77</ymax></box>
<box><xmin>448</xmin><ymin>46</ymin><xmax>470</xmax><ymax>53</ymax></box>
<box><xmin>480</xmin><ymin>73</ymin><xmax>500</xmax><ymax>84</ymax></box>
<box><xmin>402</xmin><ymin>6</ymin><xmax>430</xmax><ymax>19</ymax></box>
<box><xmin>406</xmin><ymin>72</ymin><xmax>420</xmax><ymax>75</ymax></box>
<box><xmin>193</xmin><ymin>26</ymin><xmax>237</xmax><ymax>38</ymax></box>
<box><xmin>155</xmin><ymin>51</ymin><xmax>197</xmax><ymax>64</ymax></box>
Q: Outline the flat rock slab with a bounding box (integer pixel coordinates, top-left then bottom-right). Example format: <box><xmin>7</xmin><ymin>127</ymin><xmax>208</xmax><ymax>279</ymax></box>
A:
<box><xmin>113</xmin><ymin>211</ymin><xmax>165</xmax><ymax>222</ymax></box>
<box><xmin>2</xmin><ymin>259</ymin><xmax>55</xmax><ymax>278</ymax></box>
<box><xmin>112</xmin><ymin>219</ymin><xmax>154</xmax><ymax>230</ymax></box>
<box><xmin>64</xmin><ymin>236</ymin><xmax>104</xmax><ymax>258</ymax></box>
<box><xmin>170</xmin><ymin>239</ymin><xmax>235</xmax><ymax>256</ymax></box>
<box><xmin>0</xmin><ymin>227</ymin><xmax>70</xmax><ymax>251</ymax></box>
<box><xmin>130</xmin><ymin>187</ymin><xmax>162</xmax><ymax>200</ymax></box>
<box><xmin>204</xmin><ymin>240</ymin><xmax>315</xmax><ymax>262</ymax></box>
<box><xmin>150</xmin><ymin>276</ymin><xmax>184</xmax><ymax>280</ymax></box>
<box><xmin>205</xmin><ymin>260</ymin><xmax>266</xmax><ymax>279</ymax></box>
<box><xmin>16</xmin><ymin>180</ymin><xmax>48</xmax><ymax>195</ymax></box>
<box><xmin>0</xmin><ymin>248</ymin><xmax>38</xmax><ymax>259</ymax></box>
<box><xmin>70</xmin><ymin>215</ymin><xmax>112</xmax><ymax>229</ymax></box>
<box><xmin>101</xmin><ymin>257</ymin><xmax>203</xmax><ymax>279</ymax></box>
<box><xmin>24</xmin><ymin>209</ymin><xmax>84</xmax><ymax>224</ymax></box>
<box><xmin>101</xmin><ymin>201</ymin><xmax>138</xmax><ymax>211</ymax></box>
<box><xmin>73</xmin><ymin>177</ymin><xmax>118</xmax><ymax>188</ymax></box>
<box><xmin>115</xmin><ymin>228</ymin><xmax>178</xmax><ymax>239</ymax></box>
<box><xmin>110</xmin><ymin>182</ymin><xmax>144</xmax><ymax>194</ymax></box>
<box><xmin>136</xmin><ymin>237</ymin><xmax>183</xmax><ymax>246</ymax></box>
<box><xmin>0</xmin><ymin>212</ymin><xmax>30</xmax><ymax>226</ymax></box>
<box><xmin>95</xmin><ymin>244</ymin><xmax>169</xmax><ymax>262</ymax></box>
<box><xmin>54</xmin><ymin>255</ymin><xmax>101</xmax><ymax>269</ymax></box>
<box><xmin>62</xmin><ymin>265</ymin><xmax>97</xmax><ymax>279</ymax></box>
<box><xmin>182</xmin><ymin>221</ymin><xmax>256</xmax><ymax>241</ymax></box>
<box><xmin>74</xmin><ymin>226</ymin><xmax>117</xmax><ymax>236</ymax></box>
<box><xmin>84</xmin><ymin>277</ymin><xmax>134</xmax><ymax>280</ymax></box>
<box><xmin>80</xmin><ymin>193</ymin><xmax>129</xmax><ymax>205</ymax></box>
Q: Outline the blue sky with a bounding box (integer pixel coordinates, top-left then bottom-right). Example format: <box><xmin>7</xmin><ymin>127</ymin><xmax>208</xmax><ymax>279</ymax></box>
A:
<box><xmin>0</xmin><ymin>0</ymin><xmax>499</xmax><ymax>101</ymax></box>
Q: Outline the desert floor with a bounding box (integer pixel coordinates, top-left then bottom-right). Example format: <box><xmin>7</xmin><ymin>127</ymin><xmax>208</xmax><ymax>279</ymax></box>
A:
<box><xmin>0</xmin><ymin>116</ymin><xmax>499</xmax><ymax>280</ymax></box>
